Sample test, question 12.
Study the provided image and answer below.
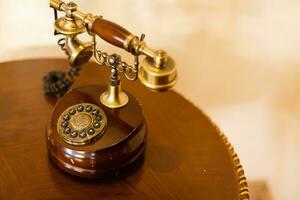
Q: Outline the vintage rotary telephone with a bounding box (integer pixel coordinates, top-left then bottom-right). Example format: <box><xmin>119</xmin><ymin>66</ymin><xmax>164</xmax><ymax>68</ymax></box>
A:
<box><xmin>45</xmin><ymin>0</ymin><xmax>177</xmax><ymax>178</ymax></box>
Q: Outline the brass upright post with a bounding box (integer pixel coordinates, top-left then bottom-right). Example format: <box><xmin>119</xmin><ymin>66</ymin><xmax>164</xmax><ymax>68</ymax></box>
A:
<box><xmin>100</xmin><ymin>56</ymin><xmax>129</xmax><ymax>109</ymax></box>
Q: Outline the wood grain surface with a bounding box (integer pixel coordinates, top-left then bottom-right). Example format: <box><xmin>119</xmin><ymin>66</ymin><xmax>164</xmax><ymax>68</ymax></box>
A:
<box><xmin>0</xmin><ymin>59</ymin><xmax>246</xmax><ymax>200</ymax></box>
<box><xmin>92</xmin><ymin>18</ymin><xmax>131</xmax><ymax>49</ymax></box>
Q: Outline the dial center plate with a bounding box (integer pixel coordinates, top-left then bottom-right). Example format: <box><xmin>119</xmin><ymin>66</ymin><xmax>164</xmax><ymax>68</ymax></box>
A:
<box><xmin>70</xmin><ymin>113</ymin><xmax>92</xmax><ymax>130</ymax></box>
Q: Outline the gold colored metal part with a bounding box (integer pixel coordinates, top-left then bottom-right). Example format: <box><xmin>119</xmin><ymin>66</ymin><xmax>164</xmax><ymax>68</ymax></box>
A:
<box><xmin>50</xmin><ymin>0</ymin><xmax>64</xmax><ymax>10</ymax></box>
<box><xmin>50</xmin><ymin>0</ymin><xmax>96</xmax><ymax>30</ymax></box>
<box><xmin>70</xmin><ymin>113</ymin><xmax>92</xmax><ymax>130</ymax></box>
<box><xmin>57</xmin><ymin>103</ymin><xmax>107</xmax><ymax>145</ymax></box>
<box><xmin>128</xmin><ymin>38</ymin><xmax>156</xmax><ymax>58</ymax></box>
<box><xmin>53</xmin><ymin>1</ymin><xmax>87</xmax><ymax>35</ymax></box>
<box><xmin>50</xmin><ymin>0</ymin><xmax>177</xmax><ymax>106</ymax></box>
<box><xmin>54</xmin><ymin>16</ymin><xmax>85</xmax><ymax>35</ymax></box>
<box><xmin>124</xmin><ymin>34</ymin><xmax>137</xmax><ymax>51</ymax></box>
<box><xmin>126</xmin><ymin>38</ymin><xmax>177</xmax><ymax>92</ymax></box>
<box><xmin>139</xmin><ymin>52</ymin><xmax>177</xmax><ymax>92</ymax></box>
<box><xmin>65</xmin><ymin>35</ymin><xmax>93</xmax><ymax>66</ymax></box>
<box><xmin>100</xmin><ymin>82</ymin><xmax>129</xmax><ymax>109</ymax></box>
<box><xmin>52</xmin><ymin>1</ymin><xmax>93</xmax><ymax>66</ymax></box>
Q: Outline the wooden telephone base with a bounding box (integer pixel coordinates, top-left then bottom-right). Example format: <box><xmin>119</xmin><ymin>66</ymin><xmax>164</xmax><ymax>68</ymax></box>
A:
<box><xmin>46</xmin><ymin>85</ymin><xmax>147</xmax><ymax>178</ymax></box>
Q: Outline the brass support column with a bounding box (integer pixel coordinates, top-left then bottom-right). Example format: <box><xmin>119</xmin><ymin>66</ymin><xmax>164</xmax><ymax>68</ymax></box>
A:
<box><xmin>100</xmin><ymin>56</ymin><xmax>129</xmax><ymax>108</ymax></box>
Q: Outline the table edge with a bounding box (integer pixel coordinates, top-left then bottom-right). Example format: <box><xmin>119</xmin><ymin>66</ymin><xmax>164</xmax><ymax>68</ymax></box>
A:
<box><xmin>208</xmin><ymin>119</ymin><xmax>250</xmax><ymax>200</ymax></box>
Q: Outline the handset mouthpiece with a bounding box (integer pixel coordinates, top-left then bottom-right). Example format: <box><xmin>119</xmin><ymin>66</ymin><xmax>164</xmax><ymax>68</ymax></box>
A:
<box><xmin>139</xmin><ymin>50</ymin><xmax>177</xmax><ymax>92</ymax></box>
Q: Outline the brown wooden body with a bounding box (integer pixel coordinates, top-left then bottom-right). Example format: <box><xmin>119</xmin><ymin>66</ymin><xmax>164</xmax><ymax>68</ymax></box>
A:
<box><xmin>46</xmin><ymin>85</ymin><xmax>146</xmax><ymax>178</ymax></box>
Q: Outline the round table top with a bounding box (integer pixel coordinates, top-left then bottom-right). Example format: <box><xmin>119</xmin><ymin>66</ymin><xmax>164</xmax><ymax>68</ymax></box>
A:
<box><xmin>0</xmin><ymin>59</ymin><xmax>249</xmax><ymax>200</ymax></box>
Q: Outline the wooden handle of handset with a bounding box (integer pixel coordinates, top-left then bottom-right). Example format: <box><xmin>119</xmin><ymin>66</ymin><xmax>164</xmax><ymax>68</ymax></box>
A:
<box><xmin>91</xmin><ymin>18</ymin><xmax>133</xmax><ymax>49</ymax></box>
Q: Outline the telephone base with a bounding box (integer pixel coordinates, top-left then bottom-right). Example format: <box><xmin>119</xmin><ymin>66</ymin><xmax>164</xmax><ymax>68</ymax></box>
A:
<box><xmin>46</xmin><ymin>85</ymin><xmax>147</xmax><ymax>178</ymax></box>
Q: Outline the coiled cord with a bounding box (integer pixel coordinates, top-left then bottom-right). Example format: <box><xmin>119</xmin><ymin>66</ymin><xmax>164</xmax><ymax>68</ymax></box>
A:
<box><xmin>43</xmin><ymin>65</ymin><xmax>81</xmax><ymax>98</ymax></box>
<box><xmin>43</xmin><ymin>37</ymin><xmax>82</xmax><ymax>98</ymax></box>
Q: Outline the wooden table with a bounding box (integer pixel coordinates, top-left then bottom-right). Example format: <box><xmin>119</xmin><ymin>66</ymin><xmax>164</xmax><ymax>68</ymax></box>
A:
<box><xmin>0</xmin><ymin>59</ymin><xmax>249</xmax><ymax>200</ymax></box>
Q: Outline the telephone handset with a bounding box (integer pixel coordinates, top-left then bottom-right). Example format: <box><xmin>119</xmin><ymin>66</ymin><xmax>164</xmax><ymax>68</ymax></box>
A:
<box><xmin>46</xmin><ymin>0</ymin><xmax>177</xmax><ymax>178</ymax></box>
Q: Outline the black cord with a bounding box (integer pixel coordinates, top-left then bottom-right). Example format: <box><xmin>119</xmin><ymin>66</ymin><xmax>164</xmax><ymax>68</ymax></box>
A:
<box><xmin>43</xmin><ymin>65</ymin><xmax>81</xmax><ymax>98</ymax></box>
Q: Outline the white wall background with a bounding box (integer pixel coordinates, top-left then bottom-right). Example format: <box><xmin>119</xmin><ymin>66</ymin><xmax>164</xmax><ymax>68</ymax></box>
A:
<box><xmin>1</xmin><ymin>0</ymin><xmax>300</xmax><ymax>199</ymax></box>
